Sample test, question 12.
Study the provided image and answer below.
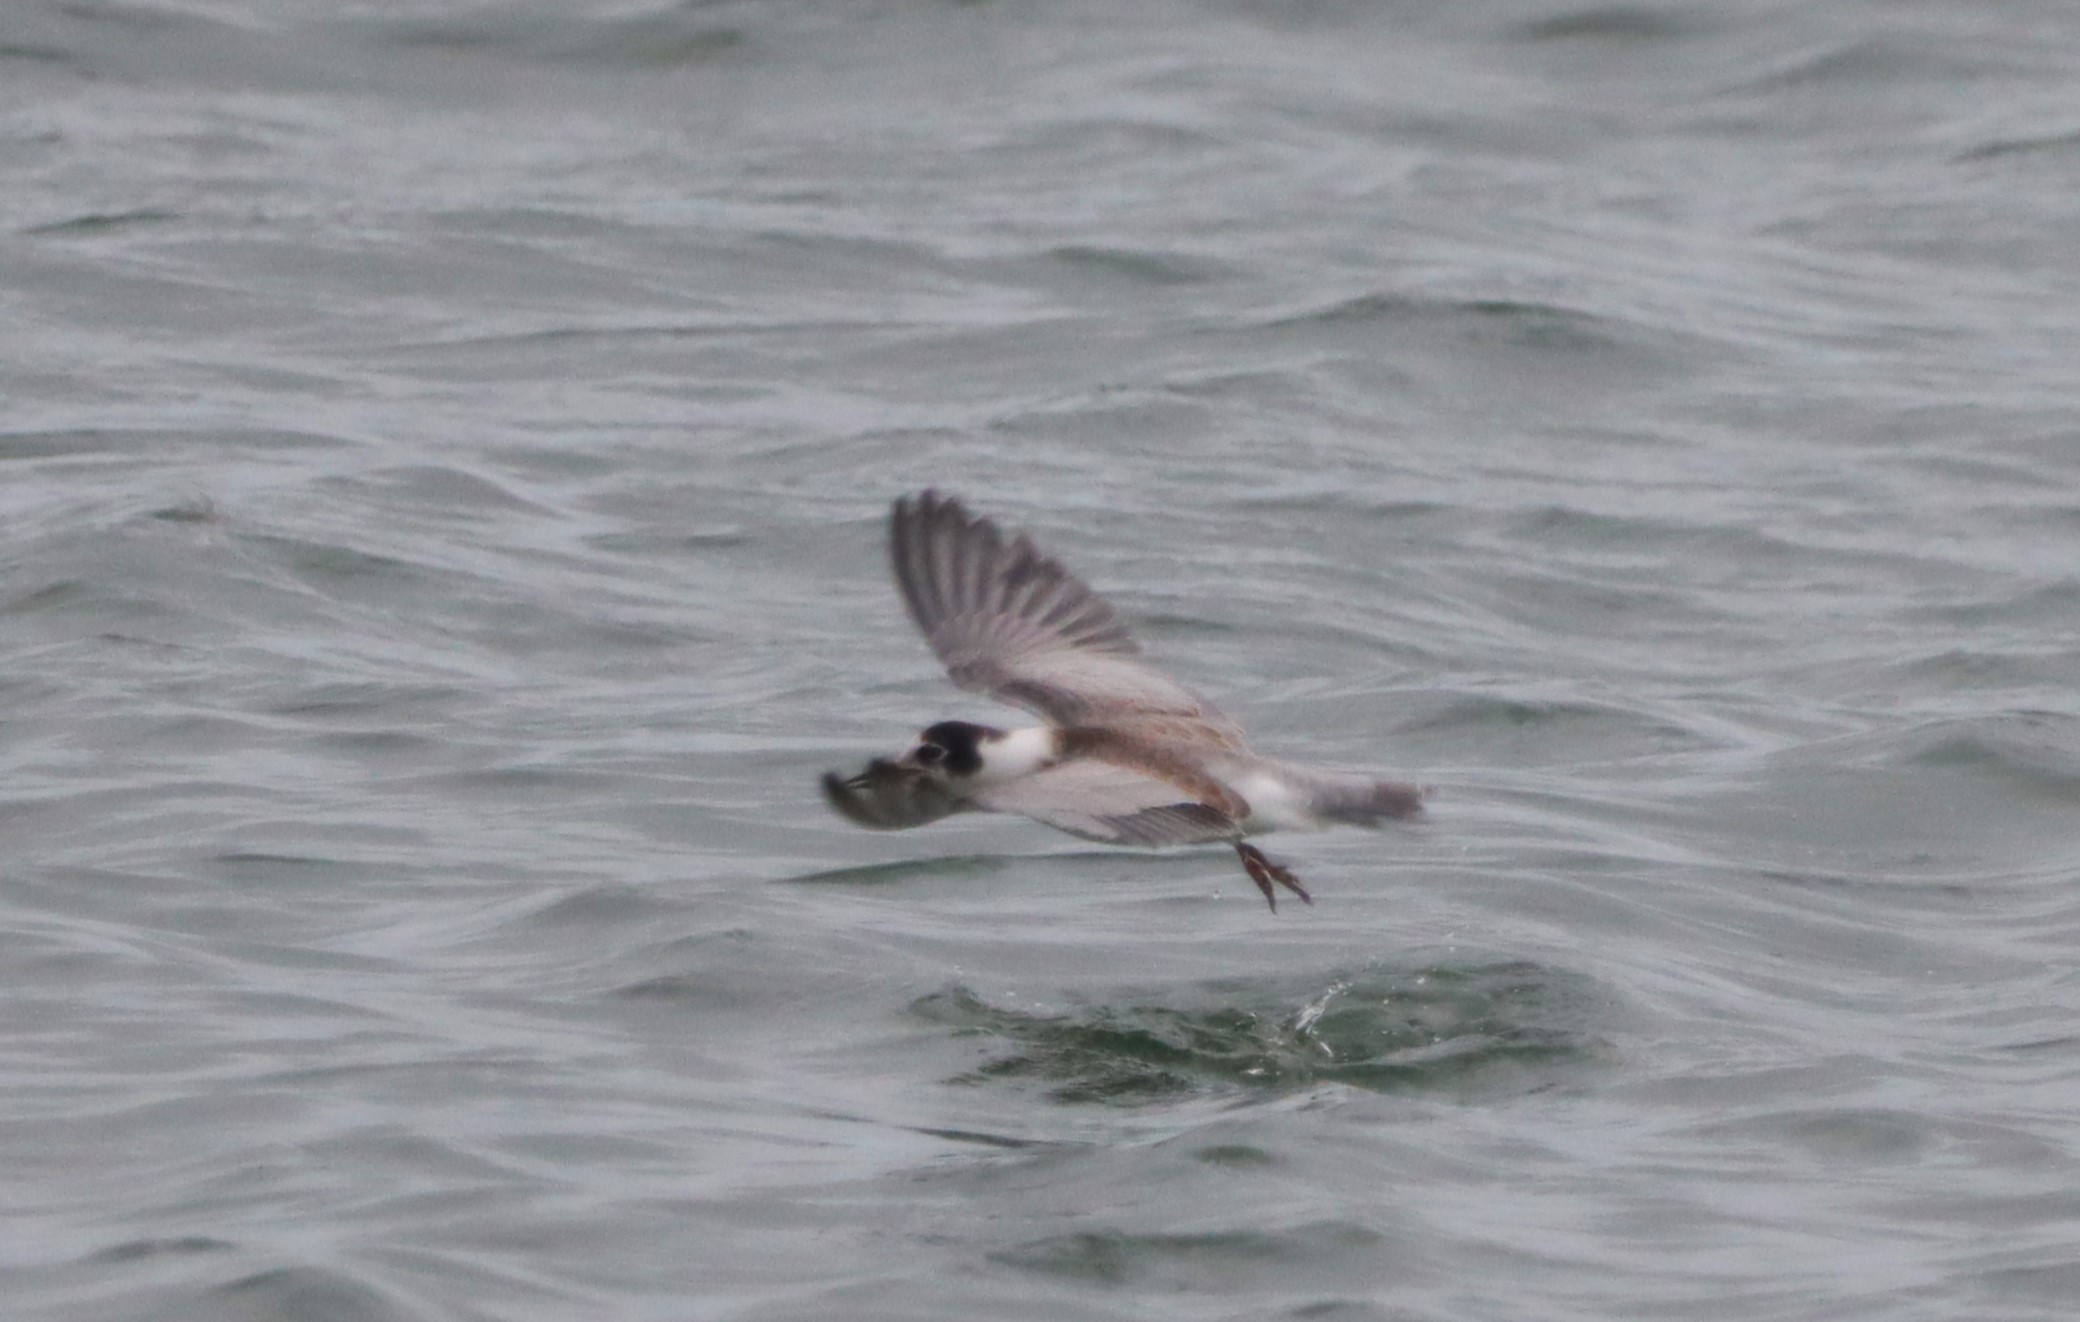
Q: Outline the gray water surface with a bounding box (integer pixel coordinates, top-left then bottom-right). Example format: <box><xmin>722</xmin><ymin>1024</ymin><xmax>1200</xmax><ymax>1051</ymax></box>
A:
<box><xmin>6</xmin><ymin>2</ymin><xmax>2080</xmax><ymax>1319</ymax></box>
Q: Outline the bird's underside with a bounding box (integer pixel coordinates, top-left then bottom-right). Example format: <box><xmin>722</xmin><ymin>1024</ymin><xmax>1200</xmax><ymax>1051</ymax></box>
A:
<box><xmin>820</xmin><ymin>490</ymin><xmax>1423</xmax><ymax>911</ymax></box>
<box><xmin>821</xmin><ymin>744</ymin><xmax>1317</xmax><ymax>910</ymax></box>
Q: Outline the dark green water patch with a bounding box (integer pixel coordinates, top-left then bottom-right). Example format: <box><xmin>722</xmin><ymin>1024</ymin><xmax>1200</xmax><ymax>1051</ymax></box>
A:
<box><xmin>913</xmin><ymin>960</ymin><xmax>1606</xmax><ymax>1105</ymax></box>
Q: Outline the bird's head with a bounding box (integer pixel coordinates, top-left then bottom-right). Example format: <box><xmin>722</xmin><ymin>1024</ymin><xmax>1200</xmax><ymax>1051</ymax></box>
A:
<box><xmin>896</xmin><ymin>719</ymin><xmax>1002</xmax><ymax>781</ymax></box>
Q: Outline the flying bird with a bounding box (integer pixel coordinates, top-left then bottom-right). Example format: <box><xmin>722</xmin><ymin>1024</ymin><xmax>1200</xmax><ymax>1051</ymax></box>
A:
<box><xmin>821</xmin><ymin>491</ymin><xmax>1424</xmax><ymax>910</ymax></box>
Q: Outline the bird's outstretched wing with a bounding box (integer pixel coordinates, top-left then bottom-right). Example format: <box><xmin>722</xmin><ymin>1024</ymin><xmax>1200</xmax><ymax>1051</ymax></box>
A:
<box><xmin>970</xmin><ymin>759</ymin><xmax>1241</xmax><ymax>847</ymax></box>
<box><xmin>889</xmin><ymin>491</ymin><xmax>1241</xmax><ymax>738</ymax></box>
<box><xmin>821</xmin><ymin>759</ymin><xmax>970</xmax><ymax>831</ymax></box>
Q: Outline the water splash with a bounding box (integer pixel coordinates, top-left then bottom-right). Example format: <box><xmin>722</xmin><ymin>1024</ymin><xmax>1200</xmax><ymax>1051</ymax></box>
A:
<box><xmin>913</xmin><ymin>960</ymin><xmax>1607</xmax><ymax>1105</ymax></box>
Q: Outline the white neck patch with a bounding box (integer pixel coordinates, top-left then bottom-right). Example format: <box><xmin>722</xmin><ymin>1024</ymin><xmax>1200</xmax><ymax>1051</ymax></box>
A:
<box><xmin>968</xmin><ymin>725</ymin><xmax>1059</xmax><ymax>786</ymax></box>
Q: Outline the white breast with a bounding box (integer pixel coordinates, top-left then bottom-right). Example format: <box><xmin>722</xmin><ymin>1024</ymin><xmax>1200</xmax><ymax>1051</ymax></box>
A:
<box><xmin>972</xmin><ymin>726</ymin><xmax>1061</xmax><ymax>786</ymax></box>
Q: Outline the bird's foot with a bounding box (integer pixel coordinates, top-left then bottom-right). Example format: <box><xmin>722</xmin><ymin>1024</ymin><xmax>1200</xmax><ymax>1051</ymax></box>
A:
<box><xmin>1235</xmin><ymin>841</ymin><xmax>1311</xmax><ymax>912</ymax></box>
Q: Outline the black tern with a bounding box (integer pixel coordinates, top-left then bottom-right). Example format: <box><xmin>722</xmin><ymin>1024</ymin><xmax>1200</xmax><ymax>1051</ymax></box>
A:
<box><xmin>822</xmin><ymin>491</ymin><xmax>1425</xmax><ymax>910</ymax></box>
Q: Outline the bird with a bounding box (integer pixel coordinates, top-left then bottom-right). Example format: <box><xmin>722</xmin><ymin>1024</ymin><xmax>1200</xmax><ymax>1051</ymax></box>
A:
<box><xmin>820</xmin><ymin>490</ymin><xmax>1425</xmax><ymax>911</ymax></box>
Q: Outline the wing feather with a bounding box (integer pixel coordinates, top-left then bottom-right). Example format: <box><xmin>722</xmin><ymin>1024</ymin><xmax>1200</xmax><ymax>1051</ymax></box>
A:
<box><xmin>971</xmin><ymin>759</ymin><xmax>1241</xmax><ymax>848</ymax></box>
<box><xmin>890</xmin><ymin>491</ymin><xmax>1241</xmax><ymax>737</ymax></box>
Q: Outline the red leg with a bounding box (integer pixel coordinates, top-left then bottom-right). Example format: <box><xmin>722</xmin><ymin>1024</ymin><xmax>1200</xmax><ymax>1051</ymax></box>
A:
<box><xmin>1235</xmin><ymin>841</ymin><xmax>1311</xmax><ymax>912</ymax></box>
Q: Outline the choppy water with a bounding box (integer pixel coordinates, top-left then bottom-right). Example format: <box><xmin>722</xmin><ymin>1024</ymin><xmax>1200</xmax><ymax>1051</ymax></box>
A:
<box><xmin>7</xmin><ymin>1</ymin><xmax>2080</xmax><ymax>1318</ymax></box>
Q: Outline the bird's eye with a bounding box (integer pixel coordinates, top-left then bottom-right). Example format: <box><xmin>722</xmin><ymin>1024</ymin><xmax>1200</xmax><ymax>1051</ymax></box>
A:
<box><xmin>916</xmin><ymin>744</ymin><xmax>945</xmax><ymax>765</ymax></box>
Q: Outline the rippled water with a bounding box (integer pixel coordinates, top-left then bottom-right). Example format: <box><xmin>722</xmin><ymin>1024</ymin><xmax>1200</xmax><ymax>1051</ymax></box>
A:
<box><xmin>7</xmin><ymin>1</ymin><xmax>2080</xmax><ymax>1319</ymax></box>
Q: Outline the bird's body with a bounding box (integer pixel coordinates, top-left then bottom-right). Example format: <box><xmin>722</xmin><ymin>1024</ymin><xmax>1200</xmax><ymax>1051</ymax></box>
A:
<box><xmin>821</xmin><ymin>491</ymin><xmax>1424</xmax><ymax>910</ymax></box>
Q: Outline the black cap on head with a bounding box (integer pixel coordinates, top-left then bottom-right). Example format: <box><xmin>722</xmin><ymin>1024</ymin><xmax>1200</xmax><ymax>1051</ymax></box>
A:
<box><xmin>919</xmin><ymin>720</ymin><xmax>999</xmax><ymax>776</ymax></box>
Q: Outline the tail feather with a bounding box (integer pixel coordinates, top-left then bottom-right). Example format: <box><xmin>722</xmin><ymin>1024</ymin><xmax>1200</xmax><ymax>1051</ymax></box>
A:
<box><xmin>1293</xmin><ymin>767</ymin><xmax>1427</xmax><ymax>826</ymax></box>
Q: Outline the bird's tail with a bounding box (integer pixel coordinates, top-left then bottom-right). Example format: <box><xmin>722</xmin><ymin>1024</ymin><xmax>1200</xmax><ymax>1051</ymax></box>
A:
<box><xmin>1287</xmin><ymin>766</ymin><xmax>1427</xmax><ymax>826</ymax></box>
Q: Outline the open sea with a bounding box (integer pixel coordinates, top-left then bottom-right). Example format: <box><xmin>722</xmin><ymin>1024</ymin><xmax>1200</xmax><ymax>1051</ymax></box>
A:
<box><xmin>6</xmin><ymin>1</ymin><xmax>2080</xmax><ymax>1318</ymax></box>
